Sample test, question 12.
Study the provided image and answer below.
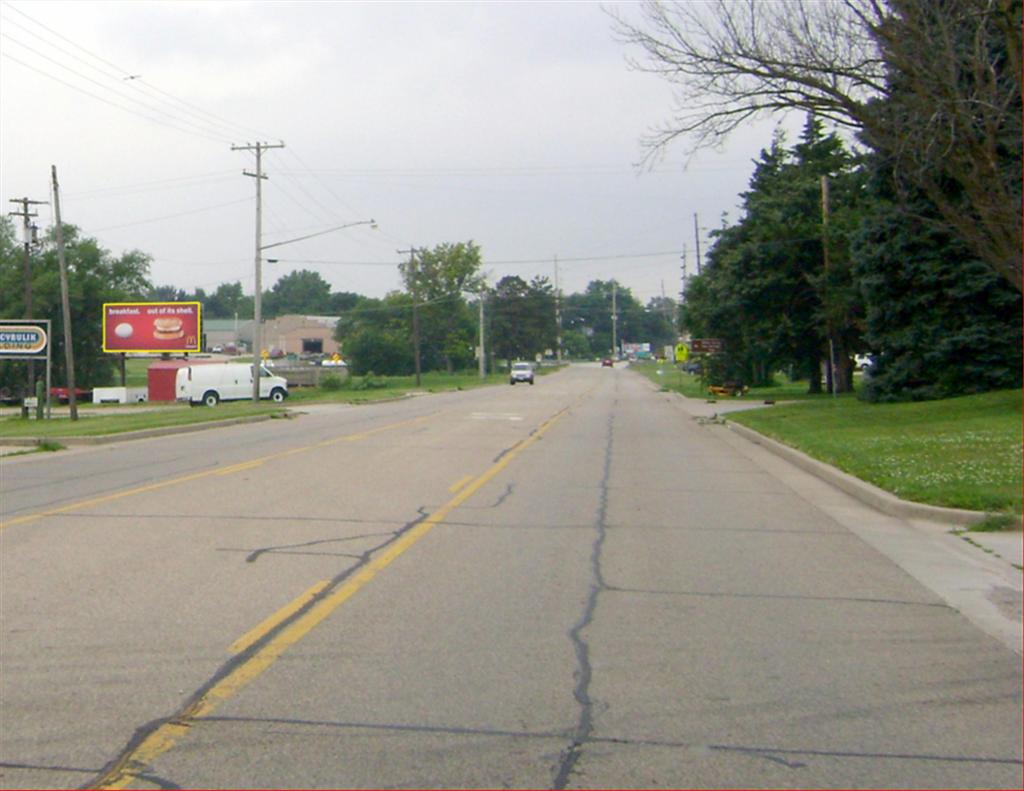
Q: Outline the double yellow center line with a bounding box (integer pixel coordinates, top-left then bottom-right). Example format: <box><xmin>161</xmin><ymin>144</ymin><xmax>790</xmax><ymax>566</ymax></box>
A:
<box><xmin>87</xmin><ymin>406</ymin><xmax>570</xmax><ymax>789</ymax></box>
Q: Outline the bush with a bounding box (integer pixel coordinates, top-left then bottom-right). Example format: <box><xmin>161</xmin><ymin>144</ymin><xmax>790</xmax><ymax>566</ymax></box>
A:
<box><xmin>351</xmin><ymin>372</ymin><xmax>388</xmax><ymax>391</ymax></box>
<box><xmin>319</xmin><ymin>374</ymin><xmax>344</xmax><ymax>391</ymax></box>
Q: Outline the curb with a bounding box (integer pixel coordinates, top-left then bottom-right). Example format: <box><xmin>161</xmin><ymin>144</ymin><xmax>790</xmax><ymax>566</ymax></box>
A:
<box><xmin>726</xmin><ymin>421</ymin><xmax>990</xmax><ymax>527</ymax></box>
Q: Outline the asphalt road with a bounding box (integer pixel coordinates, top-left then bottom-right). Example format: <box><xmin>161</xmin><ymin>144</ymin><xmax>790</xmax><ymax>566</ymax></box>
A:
<box><xmin>1</xmin><ymin>364</ymin><xmax>1021</xmax><ymax>789</ymax></box>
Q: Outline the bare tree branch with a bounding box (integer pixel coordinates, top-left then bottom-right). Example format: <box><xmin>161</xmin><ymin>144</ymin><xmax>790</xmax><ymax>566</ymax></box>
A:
<box><xmin>609</xmin><ymin>0</ymin><xmax>1022</xmax><ymax>291</ymax></box>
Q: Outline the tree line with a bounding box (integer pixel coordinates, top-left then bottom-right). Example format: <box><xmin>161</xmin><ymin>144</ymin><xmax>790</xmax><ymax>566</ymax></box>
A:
<box><xmin>0</xmin><ymin>222</ymin><xmax>678</xmax><ymax>391</ymax></box>
<box><xmin>684</xmin><ymin>116</ymin><xmax>1021</xmax><ymax>401</ymax></box>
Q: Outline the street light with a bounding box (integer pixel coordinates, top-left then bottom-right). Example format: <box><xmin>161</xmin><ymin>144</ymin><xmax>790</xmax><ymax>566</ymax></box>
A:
<box><xmin>261</xmin><ymin>219</ymin><xmax>377</xmax><ymax>251</ymax></box>
<box><xmin>251</xmin><ymin>219</ymin><xmax>376</xmax><ymax>401</ymax></box>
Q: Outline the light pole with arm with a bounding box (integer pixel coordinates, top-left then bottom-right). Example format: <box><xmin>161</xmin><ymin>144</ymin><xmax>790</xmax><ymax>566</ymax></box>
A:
<box><xmin>254</xmin><ymin>218</ymin><xmax>377</xmax><ymax>399</ymax></box>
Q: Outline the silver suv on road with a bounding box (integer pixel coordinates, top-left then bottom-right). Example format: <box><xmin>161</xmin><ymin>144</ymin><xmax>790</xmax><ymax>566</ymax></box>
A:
<box><xmin>509</xmin><ymin>362</ymin><xmax>535</xmax><ymax>385</ymax></box>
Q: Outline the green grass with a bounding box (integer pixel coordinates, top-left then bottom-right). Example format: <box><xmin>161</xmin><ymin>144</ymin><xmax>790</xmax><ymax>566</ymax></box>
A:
<box><xmin>0</xmin><ymin>402</ymin><xmax>287</xmax><ymax>438</ymax></box>
<box><xmin>283</xmin><ymin>369</ymin><xmax>517</xmax><ymax>404</ymax></box>
<box><xmin>726</xmin><ymin>389</ymin><xmax>1022</xmax><ymax>514</ymax></box>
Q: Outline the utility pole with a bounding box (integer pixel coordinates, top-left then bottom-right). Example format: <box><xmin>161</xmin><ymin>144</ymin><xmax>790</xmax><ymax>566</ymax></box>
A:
<box><xmin>8</xmin><ymin>196</ymin><xmax>47</xmax><ymax>415</ymax></box>
<box><xmin>398</xmin><ymin>247</ymin><xmax>422</xmax><ymax>386</ymax></box>
<box><xmin>693</xmin><ymin>213</ymin><xmax>702</xmax><ymax>275</ymax></box>
<box><xmin>679</xmin><ymin>248</ymin><xmax>687</xmax><ymax>332</ymax></box>
<box><xmin>478</xmin><ymin>290</ymin><xmax>486</xmax><ymax>379</ymax></box>
<box><xmin>553</xmin><ymin>255</ymin><xmax>562</xmax><ymax>362</ymax></box>
<box><xmin>611</xmin><ymin>282</ymin><xmax>618</xmax><ymax>358</ymax></box>
<box><xmin>822</xmin><ymin>174</ymin><xmax>838</xmax><ymax>398</ymax></box>
<box><xmin>51</xmin><ymin>166</ymin><xmax>77</xmax><ymax>421</ymax></box>
<box><xmin>232</xmin><ymin>141</ymin><xmax>285</xmax><ymax>402</ymax></box>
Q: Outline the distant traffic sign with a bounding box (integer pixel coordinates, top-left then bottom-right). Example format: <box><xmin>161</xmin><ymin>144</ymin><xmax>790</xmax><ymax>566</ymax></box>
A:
<box><xmin>691</xmin><ymin>338</ymin><xmax>725</xmax><ymax>354</ymax></box>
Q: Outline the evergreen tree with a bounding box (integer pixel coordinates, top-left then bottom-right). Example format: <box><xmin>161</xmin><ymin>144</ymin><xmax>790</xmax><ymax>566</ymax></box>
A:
<box><xmin>852</xmin><ymin>158</ymin><xmax>1022</xmax><ymax>400</ymax></box>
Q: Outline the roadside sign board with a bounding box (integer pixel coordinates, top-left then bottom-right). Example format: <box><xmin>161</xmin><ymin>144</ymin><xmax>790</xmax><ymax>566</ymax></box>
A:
<box><xmin>691</xmin><ymin>338</ymin><xmax>725</xmax><ymax>355</ymax></box>
<box><xmin>0</xmin><ymin>323</ymin><xmax>48</xmax><ymax>356</ymax></box>
<box><xmin>102</xmin><ymin>302</ymin><xmax>201</xmax><ymax>353</ymax></box>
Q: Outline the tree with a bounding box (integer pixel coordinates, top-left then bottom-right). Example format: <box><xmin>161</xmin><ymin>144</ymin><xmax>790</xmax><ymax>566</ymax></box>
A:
<box><xmin>489</xmin><ymin>275</ymin><xmax>556</xmax><ymax>364</ymax></box>
<box><xmin>399</xmin><ymin>242</ymin><xmax>484</xmax><ymax>373</ymax></box>
<box><xmin>611</xmin><ymin>0</ymin><xmax>1022</xmax><ymax>291</ymax></box>
<box><xmin>0</xmin><ymin>219</ymin><xmax>152</xmax><ymax>393</ymax></box>
<box><xmin>852</xmin><ymin>155</ymin><xmax>1022</xmax><ymax>400</ymax></box>
<box><xmin>329</xmin><ymin>291</ymin><xmax>362</xmax><ymax>314</ymax></box>
<box><xmin>642</xmin><ymin>296</ymin><xmax>678</xmax><ymax>352</ymax></box>
<box><xmin>204</xmin><ymin>281</ymin><xmax>252</xmax><ymax>319</ymax></box>
<box><xmin>334</xmin><ymin>293</ymin><xmax>416</xmax><ymax>376</ymax></box>
<box><xmin>682</xmin><ymin>119</ymin><xmax>866</xmax><ymax>391</ymax></box>
<box><xmin>149</xmin><ymin>284</ymin><xmax>191</xmax><ymax>302</ymax></box>
<box><xmin>262</xmin><ymin>269</ymin><xmax>333</xmax><ymax>318</ymax></box>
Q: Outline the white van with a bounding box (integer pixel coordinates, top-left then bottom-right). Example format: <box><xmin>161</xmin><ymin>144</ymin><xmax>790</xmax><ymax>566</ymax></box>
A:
<box><xmin>175</xmin><ymin>363</ymin><xmax>288</xmax><ymax>406</ymax></box>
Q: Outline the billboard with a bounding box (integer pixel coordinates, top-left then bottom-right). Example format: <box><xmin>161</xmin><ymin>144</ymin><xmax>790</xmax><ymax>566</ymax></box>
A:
<box><xmin>102</xmin><ymin>302</ymin><xmax>201</xmax><ymax>353</ymax></box>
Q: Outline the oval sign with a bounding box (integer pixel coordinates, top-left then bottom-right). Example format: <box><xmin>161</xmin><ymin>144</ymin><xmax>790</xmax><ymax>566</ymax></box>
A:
<box><xmin>0</xmin><ymin>324</ymin><xmax>48</xmax><ymax>355</ymax></box>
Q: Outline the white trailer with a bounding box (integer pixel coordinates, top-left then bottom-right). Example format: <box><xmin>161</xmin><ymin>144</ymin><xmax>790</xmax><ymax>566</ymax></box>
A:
<box><xmin>92</xmin><ymin>387</ymin><xmax>148</xmax><ymax>404</ymax></box>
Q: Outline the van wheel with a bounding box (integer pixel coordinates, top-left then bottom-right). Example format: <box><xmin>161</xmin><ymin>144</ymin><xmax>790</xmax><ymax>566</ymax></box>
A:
<box><xmin>203</xmin><ymin>391</ymin><xmax>220</xmax><ymax>407</ymax></box>
<box><xmin>270</xmin><ymin>388</ymin><xmax>286</xmax><ymax>403</ymax></box>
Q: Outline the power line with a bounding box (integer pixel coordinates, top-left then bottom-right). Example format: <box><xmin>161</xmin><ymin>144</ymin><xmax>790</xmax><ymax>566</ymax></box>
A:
<box><xmin>87</xmin><ymin>196</ymin><xmax>253</xmax><ymax>233</ymax></box>
<box><xmin>65</xmin><ymin>171</ymin><xmax>239</xmax><ymax>199</ymax></box>
<box><xmin>2</xmin><ymin>3</ymin><xmax>275</xmax><ymax>142</ymax></box>
<box><xmin>271</xmin><ymin>249</ymin><xmax>684</xmax><ymax>268</ymax></box>
<box><xmin>1</xmin><ymin>51</ymin><xmax>228</xmax><ymax>143</ymax></box>
<box><xmin>1</xmin><ymin>33</ymin><xmax>238</xmax><ymax>141</ymax></box>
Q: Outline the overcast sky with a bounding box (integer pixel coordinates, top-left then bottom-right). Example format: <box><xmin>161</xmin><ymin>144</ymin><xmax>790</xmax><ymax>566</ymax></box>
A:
<box><xmin>1</xmin><ymin>0</ymin><xmax>803</xmax><ymax>308</ymax></box>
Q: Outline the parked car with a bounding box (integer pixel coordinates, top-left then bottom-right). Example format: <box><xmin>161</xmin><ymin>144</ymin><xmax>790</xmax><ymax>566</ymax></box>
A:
<box><xmin>601</xmin><ymin>358</ymin><xmax>614</xmax><ymax>367</ymax></box>
<box><xmin>50</xmin><ymin>386</ymin><xmax>92</xmax><ymax>403</ymax></box>
<box><xmin>509</xmin><ymin>361</ymin><xmax>535</xmax><ymax>385</ymax></box>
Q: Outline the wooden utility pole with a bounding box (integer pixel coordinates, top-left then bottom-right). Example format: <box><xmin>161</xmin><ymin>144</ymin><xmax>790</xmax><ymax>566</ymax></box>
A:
<box><xmin>679</xmin><ymin>248</ymin><xmax>687</xmax><ymax>331</ymax></box>
<box><xmin>554</xmin><ymin>255</ymin><xmax>562</xmax><ymax>362</ymax></box>
<box><xmin>478</xmin><ymin>290</ymin><xmax>486</xmax><ymax>379</ymax></box>
<box><xmin>693</xmin><ymin>213</ymin><xmax>702</xmax><ymax>275</ymax></box>
<box><xmin>8</xmin><ymin>196</ymin><xmax>47</xmax><ymax>414</ymax></box>
<box><xmin>51</xmin><ymin>166</ymin><xmax>77</xmax><ymax>420</ymax></box>
<box><xmin>232</xmin><ymin>141</ymin><xmax>285</xmax><ymax>401</ymax></box>
<box><xmin>611</xmin><ymin>282</ymin><xmax>618</xmax><ymax>357</ymax></box>
<box><xmin>822</xmin><ymin>175</ymin><xmax>838</xmax><ymax>398</ymax></box>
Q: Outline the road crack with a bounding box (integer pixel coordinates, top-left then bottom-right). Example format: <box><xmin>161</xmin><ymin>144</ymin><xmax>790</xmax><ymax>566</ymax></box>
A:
<box><xmin>553</xmin><ymin>410</ymin><xmax>613</xmax><ymax>789</ymax></box>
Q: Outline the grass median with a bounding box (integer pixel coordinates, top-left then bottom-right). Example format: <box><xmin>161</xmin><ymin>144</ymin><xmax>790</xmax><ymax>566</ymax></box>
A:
<box><xmin>0</xmin><ymin>402</ymin><xmax>288</xmax><ymax>439</ymax></box>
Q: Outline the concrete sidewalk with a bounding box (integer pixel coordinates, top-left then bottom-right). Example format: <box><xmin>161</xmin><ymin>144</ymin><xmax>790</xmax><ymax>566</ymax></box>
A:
<box><xmin>664</xmin><ymin>391</ymin><xmax>1022</xmax><ymax>571</ymax></box>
